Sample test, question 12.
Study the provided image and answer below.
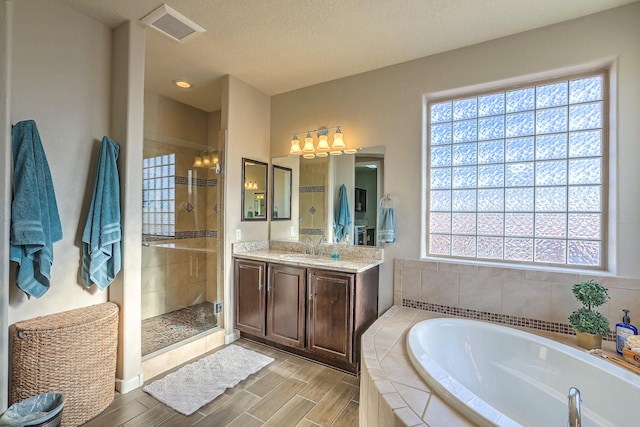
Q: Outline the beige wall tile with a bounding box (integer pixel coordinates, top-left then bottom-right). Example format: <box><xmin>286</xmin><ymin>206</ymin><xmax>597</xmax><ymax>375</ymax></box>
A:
<box><xmin>580</xmin><ymin>275</ymin><xmax>640</xmax><ymax>291</ymax></box>
<box><xmin>421</xmin><ymin>270</ymin><xmax>459</xmax><ymax>307</ymax></box>
<box><xmin>141</xmin><ymin>290</ymin><xmax>166</xmax><ymax>320</ymax></box>
<box><xmin>394</xmin><ymin>259</ymin><xmax>403</xmax><ymax>293</ymax></box>
<box><xmin>524</xmin><ymin>270</ymin><xmax>578</xmax><ymax>284</ymax></box>
<box><xmin>402</xmin><ymin>267</ymin><xmax>421</xmax><ymax>301</ymax></box>
<box><xmin>476</xmin><ymin>266</ymin><xmax>524</xmax><ymax>279</ymax></box>
<box><xmin>437</xmin><ymin>262</ymin><xmax>476</xmax><ymax>274</ymax></box>
<box><xmin>502</xmin><ymin>280</ymin><xmax>551</xmax><ymax>320</ymax></box>
<box><xmin>378</xmin><ymin>398</ymin><xmax>395</xmax><ymax>427</ymax></box>
<box><xmin>458</xmin><ymin>273</ymin><xmax>502</xmax><ymax>313</ymax></box>
<box><xmin>366</xmin><ymin>373</ymin><xmax>380</xmax><ymax>427</ymax></box>
<box><xmin>142</xmin><ymin>246</ymin><xmax>167</xmax><ymax>268</ymax></box>
<box><xmin>394</xmin><ymin>291</ymin><xmax>402</xmax><ymax>306</ymax></box>
<box><xmin>606</xmin><ymin>288</ymin><xmax>640</xmax><ymax>327</ymax></box>
<box><xmin>142</xmin><ymin>266</ymin><xmax>166</xmax><ymax>294</ymax></box>
<box><xmin>550</xmin><ymin>283</ymin><xmax>582</xmax><ymax>324</ymax></box>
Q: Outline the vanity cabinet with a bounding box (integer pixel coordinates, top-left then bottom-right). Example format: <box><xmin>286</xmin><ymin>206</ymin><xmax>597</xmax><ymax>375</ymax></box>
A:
<box><xmin>233</xmin><ymin>257</ymin><xmax>379</xmax><ymax>374</ymax></box>
<box><xmin>266</xmin><ymin>264</ymin><xmax>306</xmax><ymax>349</ymax></box>
<box><xmin>307</xmin><ymin>269</ymin><xmax>354</xmax><ymax>363</ymax></box>
<box><xmin>234</xmin><ymin>259</ymin><xmax>266</xmax><ymax>336</ymax></box>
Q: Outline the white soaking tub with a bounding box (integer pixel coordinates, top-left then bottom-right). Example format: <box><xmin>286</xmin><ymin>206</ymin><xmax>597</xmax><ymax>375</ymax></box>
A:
<box><xmin>407</xmin><ymin>318</ymin><xmax>640</xmax><ymax>427</ymax></box>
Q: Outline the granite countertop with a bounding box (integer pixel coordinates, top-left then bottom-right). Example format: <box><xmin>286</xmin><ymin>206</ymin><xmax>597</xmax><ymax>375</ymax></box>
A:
<box><xmin>233</xmin><ymin>249</ymin><xmax>382</xmax><ymax>273</ymax></box>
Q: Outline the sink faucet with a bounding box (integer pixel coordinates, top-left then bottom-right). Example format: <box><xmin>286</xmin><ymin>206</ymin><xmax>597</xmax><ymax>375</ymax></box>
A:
<box><xmin>567</xmin><ymin>387</ymin><xmax>581</xmax><ymax>427</ymax></box>
<box><xmin>303</xmin><ymin>236</ymin><xmax>325</xmax><ymax>256</ymax></box>
<box><xmin>303</xmin><ymin>237</ymin><xmax>315</xmax><ymax>255</ymax></box>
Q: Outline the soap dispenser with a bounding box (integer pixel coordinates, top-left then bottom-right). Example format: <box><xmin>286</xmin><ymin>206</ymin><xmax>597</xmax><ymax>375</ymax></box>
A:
<box><xmin>616</xmin><ymin>309</ymin><xmax>638</xmax><ymax>355</ymax></box>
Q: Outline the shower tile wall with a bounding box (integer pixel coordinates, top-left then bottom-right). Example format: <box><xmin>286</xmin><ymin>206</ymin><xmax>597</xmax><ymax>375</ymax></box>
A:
<box><xmin>394</xmin><ymin>258</ymin><xmax>640</xmax><ymax>339</ymax></box>
<box><xmin>299</xmin><ymin>157</ymin><xmax>328</xmax><ymax>241</ymax></box>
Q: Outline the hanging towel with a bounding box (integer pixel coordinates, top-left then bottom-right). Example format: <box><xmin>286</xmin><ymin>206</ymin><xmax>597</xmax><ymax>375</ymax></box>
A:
<box><xmin>9</xmin><ymin>120</ymin><xmax>63</xmax><ymax>298</ymax></box>
<box><xmin>377</xmin><ymin>207</ymin><xmax>396</xmax><ymax>244</ymax></box>
<box><xmin>334</xmin><ymin>184</ymin><xmax>352</xmax><ymax>242</ymax></box>
<box><xmin>81</xmin><ymin>136</ymin><xmax>122</xmax><ymax>290</ymax></box>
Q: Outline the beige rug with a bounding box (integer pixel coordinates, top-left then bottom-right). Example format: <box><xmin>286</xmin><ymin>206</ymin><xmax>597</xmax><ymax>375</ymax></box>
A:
<box><xmin>143</xmin><ymin>344</ymin><xmax>274</xmax><ymax>415</ymax></box>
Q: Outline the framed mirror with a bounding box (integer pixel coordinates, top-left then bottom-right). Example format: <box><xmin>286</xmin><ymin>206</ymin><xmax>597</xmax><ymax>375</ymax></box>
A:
<box><xmin>272</xmin><ymin>165</ymin><xmax>292</xmax><ymax>220</ymax></box>
<box><xmin>242</xmin><ymin>158</ymin><xmax>268</xmax><ymax>221</ymax></box>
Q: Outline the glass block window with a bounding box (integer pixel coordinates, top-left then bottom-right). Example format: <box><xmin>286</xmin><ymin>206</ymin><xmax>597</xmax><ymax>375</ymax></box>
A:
<box><xmin>427</xmin><ymin>72</ymin><xmax>606</xmax><ymax>267</ymax></box>
<box><xmin>143</xmin><ymin>154</ymin><xmax>176</xmax><ymax>238</ymax></box>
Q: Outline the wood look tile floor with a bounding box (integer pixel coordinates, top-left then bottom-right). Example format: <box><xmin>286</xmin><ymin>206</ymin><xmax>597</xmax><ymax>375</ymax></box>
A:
<box><xmin>83</xmin><ymin>339</ymin><xmax>360</xmax><ymax>427</ymax></box>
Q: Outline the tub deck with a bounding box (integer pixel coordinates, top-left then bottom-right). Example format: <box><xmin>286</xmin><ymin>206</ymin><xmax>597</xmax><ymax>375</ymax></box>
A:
<box><xmin>359</xmin><ymin>306</ymin><xmax>619</xmax><ymax>427</ymax></box>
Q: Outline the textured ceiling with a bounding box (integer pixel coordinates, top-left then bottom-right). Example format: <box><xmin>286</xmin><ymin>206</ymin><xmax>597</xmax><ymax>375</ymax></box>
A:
<box><xmin>57</xmin><ymin>0</ymin><xmax>637</xmax><ymax>112</ymax></box>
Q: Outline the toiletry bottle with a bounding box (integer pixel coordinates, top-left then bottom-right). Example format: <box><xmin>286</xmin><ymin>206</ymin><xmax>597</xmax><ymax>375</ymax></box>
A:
<box><xmin>616</xmin><ymin>309</ymin><xmax>638</xmax><ymax>355</ymax></box>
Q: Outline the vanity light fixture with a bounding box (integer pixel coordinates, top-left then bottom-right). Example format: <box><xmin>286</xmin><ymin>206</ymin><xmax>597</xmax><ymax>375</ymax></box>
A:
<box><xmin>289</xmin><ymin>126</ymin><xmax>355</xmax><ymax>159</ymax></box>
<box><xmin>192</xmin><ymin>151</ymin><xmax>222</xmax><ymax>173</ymax></box>
<box><xmin>244</xmin><ymin>180</ymin><xmax>258</xmax><ymax>190</ymax></box>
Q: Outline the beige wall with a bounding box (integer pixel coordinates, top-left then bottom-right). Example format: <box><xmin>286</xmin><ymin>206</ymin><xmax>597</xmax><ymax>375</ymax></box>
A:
<box><xmin>1</xmin><ymin>0</ymin><xmax>12</xmax><ymax>411</ymax></box>
<box><xmin>8</xmin><ymin>0</ymin><xmax>112</xmax><ymax>323</ymax></box>
<box><xmin>271</xmin><ymin>3</ymin><xmax>640</xmax><ymax>314</ymax></box>
<box><xmin>223</xmin><ymin>75</ymin><xmax>271</xmax><ymax>340</ymax></box>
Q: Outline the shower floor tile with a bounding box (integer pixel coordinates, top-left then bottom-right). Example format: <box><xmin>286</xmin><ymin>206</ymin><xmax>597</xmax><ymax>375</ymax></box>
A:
<box><xmin>142</xmin><ymin>302</ymin><xmax>219</xmax><ymax>356</ymax></box>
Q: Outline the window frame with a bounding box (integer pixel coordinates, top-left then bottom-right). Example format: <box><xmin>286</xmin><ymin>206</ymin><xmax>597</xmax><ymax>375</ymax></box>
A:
<box><xmin>423</xmin><ymin>69</ymin><xmax>610</xmax><ymax>270</ymax></box>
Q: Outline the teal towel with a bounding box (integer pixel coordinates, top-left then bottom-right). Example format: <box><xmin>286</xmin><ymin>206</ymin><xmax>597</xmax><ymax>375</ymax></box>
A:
<box><xmin>334</xmin><ymin>184</ymin><xmax>352</xmax><ymax>242</ymax></box>
<box><xmin>9</xmin><ymin>120</ymin><xmax>62</xmax><ymax>298</ymax></box>
<box><xmin>81</xmin><ymin>136</ymin><xmax>121</xmax><ymax>290</ymax></box>
<box><xmin>378</xmin><ymin>207</ymin><xmax>396</xmax><ymax>244</ymax></box>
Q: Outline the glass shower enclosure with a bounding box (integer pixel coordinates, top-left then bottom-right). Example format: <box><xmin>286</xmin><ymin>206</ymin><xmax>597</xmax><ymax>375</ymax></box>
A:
<box><xmin>140</xmin><ymin>135</ymin><xmax>223</xmax><ymax>356</ymax></box>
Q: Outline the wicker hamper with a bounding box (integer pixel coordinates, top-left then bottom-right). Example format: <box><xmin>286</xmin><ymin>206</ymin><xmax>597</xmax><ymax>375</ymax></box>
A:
<box><xmin>10</xmin><ymin>302</ymin><xmax>119</xmax><ymax>427</ymax></box>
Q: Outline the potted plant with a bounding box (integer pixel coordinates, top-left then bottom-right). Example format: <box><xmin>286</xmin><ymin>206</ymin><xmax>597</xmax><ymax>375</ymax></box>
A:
<box><xmin>568</xmin><ymin>279</ymin><xmax>611</xmax><ymax>350</ymax></box>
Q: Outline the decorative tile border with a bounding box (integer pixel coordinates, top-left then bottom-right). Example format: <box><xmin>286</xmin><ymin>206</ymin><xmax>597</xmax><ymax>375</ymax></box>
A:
<box><xmin>300</xmin><ymin>185</ymin><xmax>325</xmax><ymax>193</ymax></box>
<box><xmin>300</xmin><ymin>228</ymin><xmax>325</xmax><ymax>235</ymax></box>
<box><xmin>143</xmin><ymin>230</ymin><xmax>218</xmax><ymax>242</ymax></box>
<box><xmin>175</xmin><ymin>176</ymin><xmax>219</xmax><ymax>187</ymax></box>
<box><xmin>403</xmin><ymin>298</ymin><xmax>616</xmax><ymax>342</ymax></box>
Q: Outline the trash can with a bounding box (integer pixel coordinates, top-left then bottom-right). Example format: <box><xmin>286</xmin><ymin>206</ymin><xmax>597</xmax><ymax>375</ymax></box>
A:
<box><xmin>0</xmin><ymin>393</ymin><xmax>65</xmax><ymax>427</ymax></box>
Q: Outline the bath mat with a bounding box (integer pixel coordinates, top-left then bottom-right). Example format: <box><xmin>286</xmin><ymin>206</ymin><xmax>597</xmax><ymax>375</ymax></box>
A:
<box><xmin>143</xmin><ymin>344</ymin><xmax>274</xmax><ymax>415</ymax></box>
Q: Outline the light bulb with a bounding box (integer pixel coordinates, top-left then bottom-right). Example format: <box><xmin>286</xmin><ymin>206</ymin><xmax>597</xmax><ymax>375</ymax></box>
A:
<box><xmin>290</xmin><ymin>135</ymin><xmax>302</xmax><ymax>155</ymax></box>
<box><xmin>302</xmin><ymin>132</ymin><xmax>315</xmax><ymax>153</ymax></box>
<box><xmin>331</xmin><ymin>127</ymin><xmax>346</xmax><ymax>150</ymax></box>
<box><xmin>202</xmin><ymin>155</ymin><xmax>211</xmax><ymax>166</ymax></box>
<box><xmin>317</xmin><ymin>134</ymin><xmax>330</xmax><ymax>151</ymax></box>
<box><xmin>193</xmin><ymin>156</ymin><xmax>203</xmax><ymax>167</ymax></box>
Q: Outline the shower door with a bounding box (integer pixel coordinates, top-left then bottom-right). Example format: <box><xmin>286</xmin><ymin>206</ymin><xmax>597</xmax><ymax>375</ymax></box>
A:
<box><xmin>140</xmin><ymin>136</ymin><xmax>223</xmax><ymax>356</ymax></box>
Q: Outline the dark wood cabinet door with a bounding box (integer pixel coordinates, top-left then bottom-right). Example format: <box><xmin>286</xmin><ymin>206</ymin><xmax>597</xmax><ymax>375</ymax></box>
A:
<box><xmin>266</xmin><ymin>264</ymin><xmax>306</xmax><ymax>348</ymax></box>
<box><xmin>307</xmin><ymin>269</ymin><xmax>354</xmax><ymax>363</ymax></box>
<box><xmin>234</xmin><ymin>259</ymin><xmax>266</xmax><ymax>336</ymax></box>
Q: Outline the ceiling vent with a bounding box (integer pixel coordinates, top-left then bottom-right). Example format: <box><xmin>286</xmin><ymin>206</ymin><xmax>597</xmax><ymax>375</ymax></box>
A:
<box><xmin>140</xmin><ymin>4</ymin><xmax>205</xmax><ymax>42</ymax></box>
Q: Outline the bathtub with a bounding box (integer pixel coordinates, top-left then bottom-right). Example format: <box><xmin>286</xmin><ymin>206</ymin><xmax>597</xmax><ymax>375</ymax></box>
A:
<box><xmin>407</xmin><ymin>318</ymin><xmax>640</xmax><ymax>427</ymax></box>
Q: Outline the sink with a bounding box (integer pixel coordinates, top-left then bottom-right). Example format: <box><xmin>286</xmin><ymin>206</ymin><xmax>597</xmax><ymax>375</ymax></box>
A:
<box><xmin>279</xmin><ymin>253</ymin><xmax>313</xmax><ymax>260</ymax></box>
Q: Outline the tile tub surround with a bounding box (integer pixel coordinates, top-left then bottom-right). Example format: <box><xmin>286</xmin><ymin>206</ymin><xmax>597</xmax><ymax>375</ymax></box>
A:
<box><xmin>359</xmin><ymin>306</ymin><xmax>617</xmax><ymax>427</ymax></box>
<box><xmin>393</xmin><ymin>258</ymin><xmax>640</xmax><ymax>341</ymax></box>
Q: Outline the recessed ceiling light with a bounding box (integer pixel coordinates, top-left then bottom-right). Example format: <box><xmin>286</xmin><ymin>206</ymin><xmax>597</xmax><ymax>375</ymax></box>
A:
<box><xmin>174</xmin><ymin>80</ymin><xmax>192</xmax><ymax>89</ymax></box>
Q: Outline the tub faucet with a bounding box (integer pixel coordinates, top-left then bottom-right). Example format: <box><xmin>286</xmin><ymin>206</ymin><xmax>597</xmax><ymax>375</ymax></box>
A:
<box><xmin>567</xmin><ymin>387</ymin><xmax>581</xmax><ymax>427</ymax></box>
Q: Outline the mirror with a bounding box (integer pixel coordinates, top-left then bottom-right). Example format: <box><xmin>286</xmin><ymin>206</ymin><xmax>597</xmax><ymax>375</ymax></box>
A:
<box><xmin>272</xmin><ymin>165</ymin><xmax>292</xmax><ymax>220</ymax></box>
<box><xmin>270</xmin><ymin>146</ymin><xmax>384</xmax><ymax>245</ymax></box>
<box><xmin>242</xmin><ymin>158</ymin><xmax>268</xmax><ymax>221</ymax></box>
